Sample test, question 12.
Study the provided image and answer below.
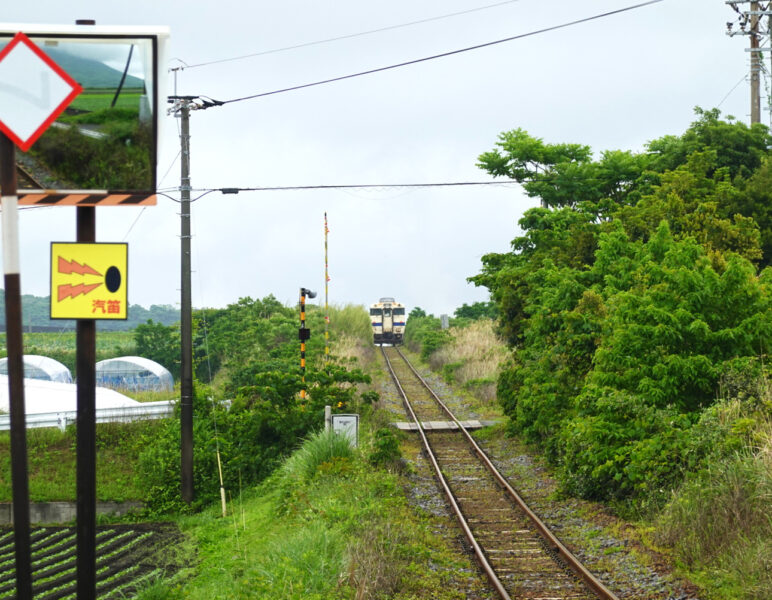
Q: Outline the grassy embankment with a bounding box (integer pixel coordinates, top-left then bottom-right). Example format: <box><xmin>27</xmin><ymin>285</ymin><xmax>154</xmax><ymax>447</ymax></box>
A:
<box><xmin>3</xmin><ymin>309</ymin><xmax>770</xmax><ymax>598</ymax></box>
<box><xmin>0</xmin><ymin>330</ymin><xmax>166</xmax><ymax>503</ymax></box>
<box><xmin>144</xmin><ymin>427</ymin><xmax>486</xmax><ymax>600</ymax></box>
<box><xmin>420</xmin><ymin>319</ymin><xmax>506</xmax><ymax>405</ymax></box>
<box><xmin>0</xmin><ymin>305</ymin><xmax>492</xmax><ymax>599</ymax></box>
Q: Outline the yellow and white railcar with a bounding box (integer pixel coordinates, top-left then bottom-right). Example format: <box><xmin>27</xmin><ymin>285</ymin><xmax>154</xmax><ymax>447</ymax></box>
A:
<box><xmin>370</xmin><ymin>297</ymin><xmax>407</xmax><ymax>345</ymax></box>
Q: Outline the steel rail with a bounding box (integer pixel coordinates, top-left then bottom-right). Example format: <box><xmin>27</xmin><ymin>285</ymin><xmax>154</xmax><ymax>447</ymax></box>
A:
<box><xmin>15</xmin><ymin>163</ymin><xmax>44</xmax><ymax>189</ymax></box>
<box><xmin>394</xmin><ymin>346</ymin><xmax>620</xmax><ymax>600</ymax></box>
<box><xmin>380</xmin><ymin>346</ymin><xmax>512</xmax><ymax>600</ymax></box>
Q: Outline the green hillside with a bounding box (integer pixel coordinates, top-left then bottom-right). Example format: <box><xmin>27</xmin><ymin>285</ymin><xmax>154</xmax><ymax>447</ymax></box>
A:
<box><xmin>44</xmin><ymin>47</ymin><xmax>145</xmax><ymax>90</ymax></box>
<box><xmin>0</xmin><ymin>291</ymin><xmax>178</xmax><ymax>331</ymax></box>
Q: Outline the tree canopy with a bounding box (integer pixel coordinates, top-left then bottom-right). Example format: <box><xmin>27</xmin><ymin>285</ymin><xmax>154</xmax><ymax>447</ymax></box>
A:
<box><xmin>472</xmin><ymin>108</ymin><xmax>772</xmax><ymax>503</ymax></box>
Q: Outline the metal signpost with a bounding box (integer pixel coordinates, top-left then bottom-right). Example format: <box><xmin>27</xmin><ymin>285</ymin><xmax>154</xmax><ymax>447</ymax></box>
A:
<box><xmin>0</xmin><ymin>24</ymin><xmax>168</xmax><ymax>599</ymax></box>
<box><xmin>332</xmin><ymin>414</ymin><xmax>360</xmax><ymax>447</ymax></box>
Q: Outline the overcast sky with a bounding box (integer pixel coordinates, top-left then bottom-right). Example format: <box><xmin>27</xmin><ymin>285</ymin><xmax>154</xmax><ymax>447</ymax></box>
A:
<box><xmin>0</xmin><ymin>0</ymin><xmax>765</xmax><ymax>316</ymax></box>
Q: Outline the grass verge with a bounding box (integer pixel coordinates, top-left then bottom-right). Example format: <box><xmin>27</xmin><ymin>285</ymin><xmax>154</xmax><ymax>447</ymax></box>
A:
<box><xmin>0</xmin><ymin>419</ymin><xmax>167</xmax><ymax>502</ymax></box>
<box><xmin>655</xmin><ymin>419</ymin><xmax>772</xmax><ymax>600</ymax></box>
<box><xmin>146</xmin><ymin>428</ymin><xmax>485</xmax><ymax>599</ymax></box>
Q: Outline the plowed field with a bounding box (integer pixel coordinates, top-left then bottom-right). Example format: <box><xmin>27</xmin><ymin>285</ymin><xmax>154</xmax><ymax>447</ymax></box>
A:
<box><xmin>0</xmin><ymin>523</ymin><xmax>183</xmax><ymax>599</ymax></box>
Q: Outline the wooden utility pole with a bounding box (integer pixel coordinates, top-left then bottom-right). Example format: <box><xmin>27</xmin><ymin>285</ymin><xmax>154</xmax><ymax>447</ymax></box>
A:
<box><xmin>751</xmin><ymin>1</ymin><xmax>761</xmax><ymax>123</ymax></box>
<box><xmin>167</xmin><ymin>93</ymin><xmax>223</xmax><ymax>505</ymax></box>
<box><xmin>179</xmin><ymin>99</ymin><xmax>194</xmax><ymax>505</ymax></box>
<box><xmin>727</xmin><ymin>1</ymin><xmax>772</xmax><ymax>124</ymax></box>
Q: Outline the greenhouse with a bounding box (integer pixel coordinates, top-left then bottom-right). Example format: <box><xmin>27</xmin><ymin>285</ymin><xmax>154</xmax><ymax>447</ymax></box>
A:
<box><xmin>0</xmin><ymin>355</ymin><xmax>73</xmax><ymax>383</ymax></box>
<box><xmin>95</xmin><ymin>356</ymin><xmax>174</xmax><ymax>392</ymax></box>
<box><xmin>0</xmin><ymin>375</ymin><xmax>138</xmax><ymax>414</ymax></box>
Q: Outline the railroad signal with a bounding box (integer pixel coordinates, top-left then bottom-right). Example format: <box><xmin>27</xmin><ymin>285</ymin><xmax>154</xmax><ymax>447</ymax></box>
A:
<box><xmin>299</xmin><ymin>287</ymin><xmax>317</xmax><ymax>399</ymax></box>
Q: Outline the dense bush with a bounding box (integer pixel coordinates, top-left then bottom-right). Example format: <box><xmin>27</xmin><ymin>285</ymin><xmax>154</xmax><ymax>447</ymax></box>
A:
<box><xmin>31</xmin><ymin>119</ymin><xmax>152</xmax><ymax>189</ymax></box>
<box><xmin>472</xmin><ymin>109</ymin><xmax>772</xmax><ymax>506</ymax></box>
<box><xmin>135</xmin><ymin>297</ymin><xmax>374</xmax><ymax>514</ymax></box>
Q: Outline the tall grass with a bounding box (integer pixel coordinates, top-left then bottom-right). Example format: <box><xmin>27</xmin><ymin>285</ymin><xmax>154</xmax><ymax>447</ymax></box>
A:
<box><xmin>428</xmin><ymin>320</ymin><xmax>506</xmax><ymax>403</ymax></box>
<box><xmin>327</xmin><ymin>304</ymin><xmax>371</xmax><ymax>343</ymax></box>
<box><xmin>655</xmin><ymin>406</ymin><xmax>772</xmax><ymax>599</ymax></box>
<box><xmin>280</xmin><ymin>428</ymin><xmax>357</xmax><ymax>483</ymax></box>
<box><xmin>327</xmin><ymin>304</ymin><xmax>375</xmax><ymax>367</ymax></box>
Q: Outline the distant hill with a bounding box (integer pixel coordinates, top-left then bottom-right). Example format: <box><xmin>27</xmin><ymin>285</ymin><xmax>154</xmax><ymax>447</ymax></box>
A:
<box><xmin>0</xmin><ymin>291</ymin><xmax>179</xmax><ymax>331</ymax></box>
<box><xmin>0</xmin><ymin>40</ymin><xmax>145</xmax><ymax>91</ymax></box>
<box><xmin>43</xmin><ymin>47</ymin><xmax>145</xmax><ymax>90</ymax></box>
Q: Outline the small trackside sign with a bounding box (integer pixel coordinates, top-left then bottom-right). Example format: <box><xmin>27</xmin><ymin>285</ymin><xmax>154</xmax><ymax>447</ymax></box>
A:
<box><xmin>50</xmin><ymin>242</ymin><xmax>128</xmax><ymax>320</ymax></box>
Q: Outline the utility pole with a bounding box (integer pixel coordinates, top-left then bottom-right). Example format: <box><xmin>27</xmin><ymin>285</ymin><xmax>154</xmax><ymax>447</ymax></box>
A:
<box><xmin>751</xmin><ymin>1</ymin><xmax>761</xmax><ymax>124</ymax></box>
<box><xmin>726</xmin><ymin>0</ymin><xmax>772</xmax><ymax>124</ymax></box>
<box><xmin>167</xmin><ymin>95</ymin><xmax>223</xmax><ymax>505</ymax></box>
<box><xmin>179</xmin><ymin>99</ymin><xmax>194</xmax><ymax>505</ymax></box>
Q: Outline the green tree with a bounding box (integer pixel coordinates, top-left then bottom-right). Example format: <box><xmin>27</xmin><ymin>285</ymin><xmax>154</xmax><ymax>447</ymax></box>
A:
<box><xmin>454</xmin><ymin>301</ymin><xmax>498</xmax><ymax>320</ymax></box>
<box><xmin>134</xmin><ymin>320</ymin><xmax>180</xmax><ymax>379</ymax></box>
<box><xmin>477</xmin><ymin>127</ymin><xmax>651</xmax><ymax>209</ymax></box>
<box><xmin>471</xmin><ymin>109</ymin><xmax>772</xmax><ymax>504</ymax></box>
<box><xmin>408</xmin><ymin>306</ymin><xmax>427</xmax><ymax>319</ymax></box>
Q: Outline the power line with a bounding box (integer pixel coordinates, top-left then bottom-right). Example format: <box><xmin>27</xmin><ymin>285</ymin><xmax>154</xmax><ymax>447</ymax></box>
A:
<box><xmin>177</xmin><ymin>0</ymin><xmax>527</xmax><ymax>70</ymax></box>
<box><xmin>121</xmin><ymin>206</ymin><xmax>147</xmax><ymax>242</ymax></box>
<box><xmin>717</xmin><ymin>73</ymin><xmax>749</xmax><ymax>108</ymax></box>
<box><xmin>210</xmin><ymin>0</ymin><xmax>665</xmax><ymax>106</ymax></box>
<box><xmin>156</xmin><ymin>181</ymin><xmax>522</xmax><ymax>199</ymax></box>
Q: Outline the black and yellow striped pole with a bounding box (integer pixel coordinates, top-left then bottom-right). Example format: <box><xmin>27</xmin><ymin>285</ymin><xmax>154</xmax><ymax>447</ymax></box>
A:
<box><xmin>299</xmin><ymin>287</ymin><xmax>316</xmax><ymax>399</ymax></box>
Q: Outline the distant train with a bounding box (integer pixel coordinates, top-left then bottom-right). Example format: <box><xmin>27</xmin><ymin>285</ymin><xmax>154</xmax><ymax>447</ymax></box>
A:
<box><xmin>370</xmin><ymin>297</ymin><xmax>407</xmax><ymax>345</ymax></box>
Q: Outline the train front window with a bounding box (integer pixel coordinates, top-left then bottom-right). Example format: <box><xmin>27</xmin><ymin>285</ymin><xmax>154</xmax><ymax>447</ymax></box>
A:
<box><xmin>383</xmin><ymin>308</ymin><xmax>392</xmax><ymax>318</ymax></box>
<box><xmin>393</xmin><ymin>308</ymin><xmax>405</xmax><ymax>316</ymax></box>
<box><xmin>370</xmin><ymin>308</ymin><xmax>382</xmax><ymax>316</ymax></box>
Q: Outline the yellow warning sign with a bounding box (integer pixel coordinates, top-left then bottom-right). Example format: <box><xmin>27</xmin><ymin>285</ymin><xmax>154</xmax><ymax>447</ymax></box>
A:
<box><xmin>50</xmin><ymin>243</ymin><xmax>128</xmax><ymax>320</ymax></box>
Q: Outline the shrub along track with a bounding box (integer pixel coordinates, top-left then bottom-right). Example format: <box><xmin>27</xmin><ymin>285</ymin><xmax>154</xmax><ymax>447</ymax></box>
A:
<box><xmin>382</xmin><ymin>345</ymin><xmax>619</xmax><ymax>600</ymax></box>
<box><xmin>0</xmin><ymin>523</ymin><xmax>183</xmax><ymax>599</ymax></box>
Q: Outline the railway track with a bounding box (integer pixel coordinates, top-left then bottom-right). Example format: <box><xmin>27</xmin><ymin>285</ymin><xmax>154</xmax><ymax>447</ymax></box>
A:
<box><xmin>381</xmin><ymin>345</ymin><xmax>619</xmax><ymax>600</ymax></box>
<box><xmin>16</xmin><ymin>163</ymin><xmax>45</xmax><ymax>189</ymax></box>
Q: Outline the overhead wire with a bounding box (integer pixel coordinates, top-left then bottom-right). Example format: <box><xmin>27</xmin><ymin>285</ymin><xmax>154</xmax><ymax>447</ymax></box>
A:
<box><xmin>197</xmin><ymin>181</ymin><xmax>520</xmax><ymax>193</ymax></box>
<box><xmin>213</xmin><ymin>0</ymin><xmax>666</xmax><ymax>106</ymax></box>
<box><xmin>178</xmin><ymin>0</ymin><xmax>527</xmax><ymax>70</ymax></box>
<box><xmin>121</xmin><ymin>207</ymin><xmax>147</xmax><ymax>241</ymax></box>
<box><xmin>717</xmin><ymin>73</ymin><xmax>749</xmax><ymax>108</ymax></box>
<box><xmin>149</xmin><ymin>181</ymin><xmax>522</xmax><ymax>201</ymax></box>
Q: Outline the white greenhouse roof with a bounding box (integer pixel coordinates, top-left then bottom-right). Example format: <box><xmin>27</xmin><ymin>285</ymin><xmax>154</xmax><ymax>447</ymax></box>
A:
<box><xmin>95</xmin><ymin>356</ymin><xmax>174</xmax><ymax>392</ymax></box>
<box><xmin>0</xmin><ymin>355</ymin><xmax>73</xmax><ymax>383</ymax></box>
<box><xmin>96</xmin><ymin>356</ymin><xmax>172</xmax><ymax>378</ymax></box>
<box><xmin>0</xmin><ymin>375</ymin><xmax>139</xmax><ymax>414</ymax></box>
